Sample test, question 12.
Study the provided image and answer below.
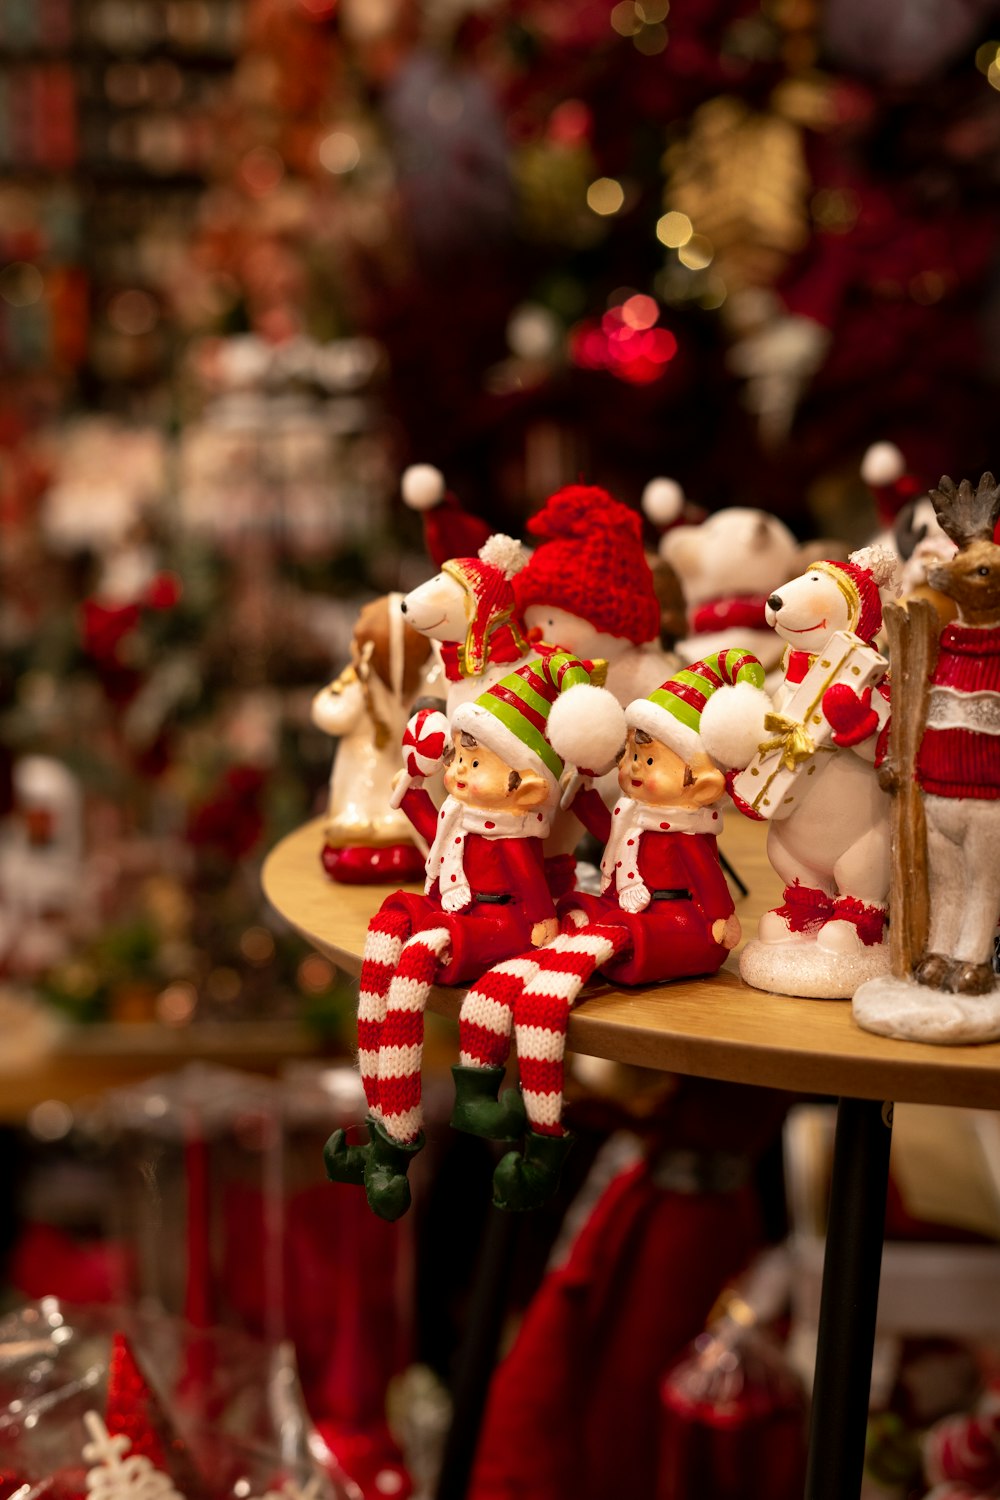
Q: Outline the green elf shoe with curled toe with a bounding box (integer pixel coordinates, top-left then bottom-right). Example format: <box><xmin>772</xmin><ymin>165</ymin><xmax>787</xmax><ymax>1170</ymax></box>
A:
<box><xmin>492</xmin><ymin>1129</ymin><xmax>575</xmax><ymax>1213</ymax></box>
<box><xmin>363</xmin><ymin>1116</ymin><xmax>425</xmax><ymax>1222</ymax></box>
<box><xmin>450</xmin><ymin>1063</ymin><xmax>527</xmax><ymax>1141</ymax></box>
<box><xmin>323</xmin><ymin>1123</ymin><xmax>371</xmax><ymax>1186</ymax></box>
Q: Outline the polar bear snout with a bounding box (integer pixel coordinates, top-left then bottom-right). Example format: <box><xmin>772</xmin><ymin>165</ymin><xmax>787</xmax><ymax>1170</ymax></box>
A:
<box><xmin>401</xmin><ymin>573</ymin><xmax>470</xmax><ymax>643</ymax></box>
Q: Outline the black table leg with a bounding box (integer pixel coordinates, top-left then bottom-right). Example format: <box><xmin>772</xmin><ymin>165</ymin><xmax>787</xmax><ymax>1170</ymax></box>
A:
<box><xmin>435</xmin><ymin>1206</ymin><xmax>521</xmax><ymax>1500</ymax></box>
<box><xmin>804</xmin><ymin>1097</ymin><xmax>893</xmax><ymax>1500</ymax></box>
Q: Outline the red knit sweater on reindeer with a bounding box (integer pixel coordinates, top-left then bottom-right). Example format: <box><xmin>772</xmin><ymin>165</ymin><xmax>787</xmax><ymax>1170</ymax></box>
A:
<box><xmin>916</xmin><ymin>622</ymin><xmax>1000</xmax><ymax>801</ymax></box>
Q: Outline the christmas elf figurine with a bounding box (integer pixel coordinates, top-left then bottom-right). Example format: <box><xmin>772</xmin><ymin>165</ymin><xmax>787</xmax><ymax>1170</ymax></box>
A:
<box><xmin>454</xmin><ymin>650</ymin><xmax>763</xmax><ymax>1211</ymax></box>
<box><xmin>324</xmin><ymin>652</ymin><xmax>624</xmax><ymax>1220</ymax></box>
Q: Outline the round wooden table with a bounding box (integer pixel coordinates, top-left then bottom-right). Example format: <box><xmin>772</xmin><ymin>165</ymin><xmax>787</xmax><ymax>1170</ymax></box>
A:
<box><xmin>264</xmin><ymin>817</ymin><xmax>1000</xmax><ymax>1108</ymax></box>
<box><xmin>264</xmin><ymin>816</ymin><xmax>1000</xmax><ymax>1500</ymax></box>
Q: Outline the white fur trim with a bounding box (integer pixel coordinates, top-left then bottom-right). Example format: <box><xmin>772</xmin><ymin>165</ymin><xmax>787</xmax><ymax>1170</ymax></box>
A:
<box><xmin>860</xmin><ymin>442</ymin><xmax>905</xmax><ymax>488</ymax></box>
<box><xmin>642</xmin><ymin>477</ymin><xmax>684</xmax><ymax>526</ymax></box>
<box><xmin>478</xmin><ymin>532</ymin><xmax>528</xmax><ymax>579</ymax></box>
<box><xmin>625</xmin><ymin>698</ymin><xmax>701</xmax><ymax>761</ymax></box>
<box><xmin>547</xmin><ymin>684</ymin><xmax>626</xmax><ymax>775</ymax></box>
<box><xmin>401</xmin><ymin>463</ymin><xmax>445</xmax><ymax>511</ymax></box>
<box><xmin>700</xmin><ymin>680</ymin><xmax>772</xmax><ymax>770</ymax></box>
<box><xmin>848</xmin><ymin>542</ymin><xmax>900</xmax><ymax>597</ymax></box>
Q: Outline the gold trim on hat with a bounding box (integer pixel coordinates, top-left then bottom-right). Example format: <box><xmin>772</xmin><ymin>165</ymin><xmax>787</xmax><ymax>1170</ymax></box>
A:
<box><xmin>809</xmin><ymin>560</ymin><xmax>860</xmax><ymax>630</ymax></box>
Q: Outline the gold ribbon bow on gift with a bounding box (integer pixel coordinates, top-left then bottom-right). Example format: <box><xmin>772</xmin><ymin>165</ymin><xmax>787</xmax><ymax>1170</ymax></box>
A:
<box><xmin>758</xmin><ymin>711</ymin><xmax>816</xmax><ymax>771</ymax></box>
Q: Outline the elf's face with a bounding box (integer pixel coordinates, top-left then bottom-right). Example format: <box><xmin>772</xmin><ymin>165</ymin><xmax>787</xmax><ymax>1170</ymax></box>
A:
<box><xmin>444</xmin><ymin>731</ymin><xmax>550</xmax><ymax>812</ymax></box>
<box><xmin>619</xmin><ymin>728</ymin><xmax>724</xmax><ymax>809</ymax></box>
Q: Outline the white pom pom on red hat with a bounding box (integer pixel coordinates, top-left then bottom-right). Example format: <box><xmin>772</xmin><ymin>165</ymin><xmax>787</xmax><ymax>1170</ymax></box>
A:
<box><xmin>642</xmin><ymin>477</ymin><xmax>684</xmax><ymax>527</ymax></box>
<box><xmin>848</xmin><ymin>542</ymin><xmax>900</xmax><ymax>596</ymax></box>
<box><xmin>547</xmin><ymin>683</ymin><xmax>626</xmax><ymax>778</ymax></box>
<box><xmin>478</xmin><ymin>532</ymin><xmax>528</xmax><ymax>580</ymax></box>
<box><xmin>401</xmin><ymin>464</ymin><xmax>446</xmax><ymax>512</ymax></box>
<box><xmin>860</xmin><ymin>442</ymin><xmax>905</xmax><ymax>488</ymax></box>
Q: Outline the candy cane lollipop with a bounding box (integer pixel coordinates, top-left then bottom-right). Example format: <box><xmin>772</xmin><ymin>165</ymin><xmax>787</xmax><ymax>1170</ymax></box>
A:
<box><xmin>390</xmin><ymin>708</ymin><xmax>450</xmax><ymax>809</ymax></box>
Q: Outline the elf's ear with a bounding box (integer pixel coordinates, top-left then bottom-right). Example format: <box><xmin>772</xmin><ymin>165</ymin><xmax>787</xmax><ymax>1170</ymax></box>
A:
<box><xmin>508</xmin><ymin>769</ymin><xmax>550</xmax><ymax>809</ymax></box>
<box><xmin>687</xmin><ymin>762</ymin><xmax>725</xmax><ymax>806</ymax></box>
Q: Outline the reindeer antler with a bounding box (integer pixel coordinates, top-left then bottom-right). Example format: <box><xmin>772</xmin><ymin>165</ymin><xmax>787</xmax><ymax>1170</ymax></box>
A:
<box><xmin>930</xmin><ymin>472</ymin><xmax>1000</xmax><ymax>550</ymax></box>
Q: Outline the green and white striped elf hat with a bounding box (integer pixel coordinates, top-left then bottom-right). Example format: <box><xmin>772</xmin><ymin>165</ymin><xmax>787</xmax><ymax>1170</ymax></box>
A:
<box><xmin>626</xmin><ymin>649</ymin><xmax>765</xmax><ymax>761</ymax></box>
<box><xmin>451</xmin><ymin>651</ymin><xmax>626</xmax><ymax>793</ymax></box>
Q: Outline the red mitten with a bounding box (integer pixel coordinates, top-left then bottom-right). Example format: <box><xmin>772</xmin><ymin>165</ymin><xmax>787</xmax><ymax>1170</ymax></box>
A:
<box><xmin>822</xmin><ymin>684</ymin><xmax>879</xmax><ymax>746</ymax></box>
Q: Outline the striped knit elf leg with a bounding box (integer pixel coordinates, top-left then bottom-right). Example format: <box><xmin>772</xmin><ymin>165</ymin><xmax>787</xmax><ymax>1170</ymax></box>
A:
<box><xmin>458</xmin><ymin>954</ymin><xmax>541</xmax><ymax>1070</ymax></box>
<box><xmin>514</xmin><ymin>925</ymin><xmax>630</xmax><ymax>1136</ymax></box>
<box><xmin>378</xmin><ymin>926</ymin><xmax>452</xmax><ymax>1144</ymax></box>
<box><xmin>357</xmin><ymin>908</ymin><xmax>411</xmax><ymax>1118</ymax></box>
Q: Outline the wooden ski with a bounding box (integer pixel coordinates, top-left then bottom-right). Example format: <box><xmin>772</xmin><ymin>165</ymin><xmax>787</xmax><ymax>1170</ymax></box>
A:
<box><xmin>882</xmin><ymin>597</ymin><xmax>939</xmax><ymax>979</ymax></box>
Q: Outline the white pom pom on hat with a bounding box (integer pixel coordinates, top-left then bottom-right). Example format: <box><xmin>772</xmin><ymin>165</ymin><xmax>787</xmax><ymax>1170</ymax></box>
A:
<box><xmin>700</xmin><ymin>682</ymin><xmax>773</xmax><ymax>771</ymax></box>
<box><xmin>642</xmin><ymin>477</ymin><xmax>684</xmax><ymax>527</ymax></box>
<box><xmin>401</xmin><ymin>463</ymin><xmax>446</xmax><ymax>511</ymax></box>
<box><xmin>860</xmin><ymin>442</ymin><xmax>905</xmax><ymax>488</ymax></box>
<box><xmin>478</xmin><ymin>532</ymin><xmax>528</xmax><ymax>580</ymax></box>
<box><xmin>848</xmin><ymin>542</ymin><xmax>900</xmax><ymax>596</ymax></box>
<box><xmin>547</xmin><ymin>682</ymin><xmax>627</xmax><ymax>778</ymax></box>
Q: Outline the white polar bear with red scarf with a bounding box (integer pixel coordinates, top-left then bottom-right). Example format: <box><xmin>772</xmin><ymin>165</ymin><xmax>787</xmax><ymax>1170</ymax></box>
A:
<box><xmin>700</xmin><ymin>546</ymin><xmax>898</xmax><ymax>998</ymax></box>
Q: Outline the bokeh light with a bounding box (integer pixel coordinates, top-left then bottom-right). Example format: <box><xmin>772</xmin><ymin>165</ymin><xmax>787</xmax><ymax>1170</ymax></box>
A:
<box><xmin>319</xmin><ymin>131</ymin><xmax>361</xmax><ymax>175</ymax></box>
<box><xmin>656</xmin><ymin>211</ymin><xmax>692</xmax><ymax>248</ymax></box>
<box><xmin>587</xmin><ymin>177</ymin><xmax>625</xmax><ymax>216</ymax></box>
<box><xmin>678</xmin><ymin>234</ymin><xmax>714</xmax><ymax>270</ymax></box>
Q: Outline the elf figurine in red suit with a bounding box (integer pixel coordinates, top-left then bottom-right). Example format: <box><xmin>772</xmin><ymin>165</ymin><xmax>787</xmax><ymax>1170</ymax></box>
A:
<box><xmin>324</xmin><ymin>652</ymin><xmax>624</xmax><ymax>1220</ymax></box>
<box><xmin>454</xmin><ymin>650</ymin><xmax>763</xmax><ymax>1211</ymax></box>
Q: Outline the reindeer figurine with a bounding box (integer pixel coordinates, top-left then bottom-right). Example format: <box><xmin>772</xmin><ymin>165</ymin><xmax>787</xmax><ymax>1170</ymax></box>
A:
<box><xmin>854</xmin><ymin>471</ymin><xmax>1000</xmax><ymax>1044</ymax></box>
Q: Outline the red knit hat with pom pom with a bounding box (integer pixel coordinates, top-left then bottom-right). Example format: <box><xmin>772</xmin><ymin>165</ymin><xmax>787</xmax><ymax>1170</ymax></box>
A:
<box><xmin>514</xmin><ymin>485</ymin><xmax>660</xmax><ymax>644</ymax></box>
<box><xmin>402</xmin><ymin>463</ymin><xmax>493</xmax><ymax>570</ymax></box>
<box><xmin>809</xmin><ymin>544</ymin><xmax>899</xmax><ymax>645</ymax></box>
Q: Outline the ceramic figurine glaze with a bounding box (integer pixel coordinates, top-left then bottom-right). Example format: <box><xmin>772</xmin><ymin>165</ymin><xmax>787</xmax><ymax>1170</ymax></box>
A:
<box><xmin>311</xmin><ymin>594</ymin><xmax>435</xmax><ymax>884</ymax></box>
<box><xmin>854</xmin><ymin>472</ymin><xmax>1000</xmax><ymax>1044</ymax></box>
<box><xmin>323</xmin><ymin>653</ymin><xmax>625</xmax><ymax>1220</ymax></box>
<box><xmin>451</xmin><ymin>651</ymin><xmax>761</xmax><ymax>1212</ymax></box>
<box><xmin>700</xmin><ymin>548</ymin><xmax>898</xmax><ymax>999</ymax></box>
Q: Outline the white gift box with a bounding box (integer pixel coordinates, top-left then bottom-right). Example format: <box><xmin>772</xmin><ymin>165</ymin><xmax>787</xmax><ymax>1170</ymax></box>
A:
<box><xmin>732</xmin><ymin>630</ymin><xmax>887</xmax><ymax>821</ymax></box>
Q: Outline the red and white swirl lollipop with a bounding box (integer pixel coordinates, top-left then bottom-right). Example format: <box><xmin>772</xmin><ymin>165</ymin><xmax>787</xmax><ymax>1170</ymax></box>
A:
<box><xmin>389</xmin><ymin>708</ymin><xmax>450</xmax><ymax>808</ymax></box>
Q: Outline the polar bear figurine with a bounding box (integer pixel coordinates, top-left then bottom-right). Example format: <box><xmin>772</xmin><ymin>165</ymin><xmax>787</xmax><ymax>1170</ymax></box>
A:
<box><xmin>701</xmin><ymin>546</ymin><xmax>898</xmax><ymax>998</ymax></box>
<box><xmin>659</xmin><ymin>506</ymin><xmax>843</xmax><ymax>694</ymax></box>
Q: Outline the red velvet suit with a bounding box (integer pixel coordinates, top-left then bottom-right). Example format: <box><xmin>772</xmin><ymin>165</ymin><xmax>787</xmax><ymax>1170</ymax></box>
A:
<box><xmin>566</xmin><ymin>788</ymin><xmax>733</xmax><ymax>986</ymax></box>
<box><xmin>393</xmin><ymin>788</ymin><xmax>554</xmax><ymax>983</ymax></box>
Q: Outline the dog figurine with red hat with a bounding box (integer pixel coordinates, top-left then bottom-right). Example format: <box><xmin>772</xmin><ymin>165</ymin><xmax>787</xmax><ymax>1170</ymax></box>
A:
<box><xmin>699</xmin><ymin>546</ymin><xmax>898</xmax><ymax>999</ymax></box>
<box><xmin>400</xmin><ymin>531</ymin><xmax>534</xmax><ymax>717</ymax></box>
<box><xmin>323</xmin><ymin>651</ymin><xmax>625</xmax><ymax>1220</ymax></box>
<box><xmin>862</xmin><ymin>441</ymin><xmax>958</xmax><ymax>611</ymax></box>
<box><xmin>453</xmin><ymin>649</ymin><xmax>760</xmax><ymax>1211</ymax></box>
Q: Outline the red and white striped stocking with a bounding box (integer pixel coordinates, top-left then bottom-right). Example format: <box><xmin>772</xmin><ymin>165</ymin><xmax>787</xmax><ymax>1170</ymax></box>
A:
<box><xmin>378</xmin><ymin>925</ymin><xmax>452</xmax><ymax>1144</ymax></box>
<box><xmin>458</xmin><ymin>954</ymin><xmax>542</xmax><ymax>1070</ymax></box>
<box><xmin>357</xmin><ymin>907</ymin><xmax>412</xmax><ymax>1117</ymax></box>
<box><xmin>514</xmin><ymin>924</ymin><xmax>630</xmax><ymax>1136</ymax></box>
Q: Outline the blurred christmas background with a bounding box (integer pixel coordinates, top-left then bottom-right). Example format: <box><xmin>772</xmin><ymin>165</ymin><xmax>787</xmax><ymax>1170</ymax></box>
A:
<box><xmin>3</xmin><ymin>1</ymin><xmax>1000</xmax><ymax>1496</ymax></box>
